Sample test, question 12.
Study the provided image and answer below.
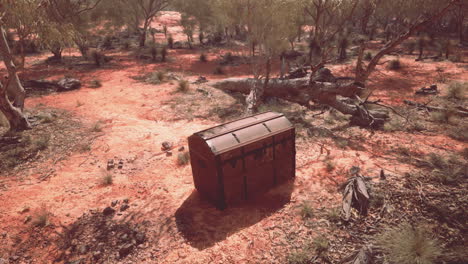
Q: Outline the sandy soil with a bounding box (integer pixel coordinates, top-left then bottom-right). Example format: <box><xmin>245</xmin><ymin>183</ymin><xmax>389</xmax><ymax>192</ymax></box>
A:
<box><xmin>0</xmin><ymin>11</ymin><xmax>467</xmax><ymax>264</ymax></box>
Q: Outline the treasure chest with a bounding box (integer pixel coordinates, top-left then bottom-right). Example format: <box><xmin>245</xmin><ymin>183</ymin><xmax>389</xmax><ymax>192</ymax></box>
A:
<box><xmin>188</xmin><ymin>112</ymin><xmax>296</xmax><ymax>209</ymax></box>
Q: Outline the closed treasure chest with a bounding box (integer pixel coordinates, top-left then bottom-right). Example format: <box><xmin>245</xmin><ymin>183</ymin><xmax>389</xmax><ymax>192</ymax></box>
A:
<box><xmin>188</xmin><ymin>112</ymin><xmax>296</xmax><ymax>209</ymax></box>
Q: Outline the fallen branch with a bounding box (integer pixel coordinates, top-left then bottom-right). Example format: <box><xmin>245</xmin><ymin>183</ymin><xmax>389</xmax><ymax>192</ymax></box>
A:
<box><xmin>403</xmin><ymin>100</ymin><xmax>468</xmax><ymax>117</ymax></box>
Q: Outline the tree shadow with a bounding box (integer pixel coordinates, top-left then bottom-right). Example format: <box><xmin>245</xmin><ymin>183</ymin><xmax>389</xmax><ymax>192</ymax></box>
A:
<box><xmin>175</xmin><ymin>179</ymin><xmax>294</xmax><ymax>250</ymax></box>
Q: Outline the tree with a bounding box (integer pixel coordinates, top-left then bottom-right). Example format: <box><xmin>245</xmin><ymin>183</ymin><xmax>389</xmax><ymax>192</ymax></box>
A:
<box><xmin>120</xmin><ymin>0</ymin><xmax>170</xmax><ymax>47</ymax></box>
<box><xmin>0</xmin><ymin>25</ymin><xmax>30</xmax><ymax>131</ymax></box>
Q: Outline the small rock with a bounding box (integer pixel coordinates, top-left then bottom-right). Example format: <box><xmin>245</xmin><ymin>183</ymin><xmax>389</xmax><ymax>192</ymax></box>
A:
<box><xmin>161</xmin><ymin>141</ymin><xmax>173</xmax><ymax>151</ymax></box>
<box><xmin>166</xmin><ymin>151</ymin><xmax>172</xmax><ymax>157</ymax></box>
<box><xmin>10</xmin><ymin>256</ymin><xmax>19</xmax><ymax>261</ymax></box>
<box><xmin>178</xmin><ymin>146</ymin><xmax>185</xmax><ymax>152</ymax></box>
<box><xmin>1</xmin><ymin>232</ymin><xmax>7</xmax><ymax>238</ymax></box>
<box><xmin>111</xmin><ymin>200</ymin><xmax>119</xmax><ymax>207</ymax></box>
<box><xmin>123</xmin><ymin>198</ymin><xmax>129</xmax><ymax>204</ymax></box>
<box><xmin>121</xmin><ymin>233</ymin><xmax>129</xmax><ymax>241</ymax></box>
<box><xmin>102</xmin><ymin>207</ymin><xmax>115</xmax><ymax>216</ymax></box>
<box><xmin>119</xmin><ymin>243</ymin><xmax>134</xmax><ymax>258</ymax></box>
<box><xmin>0</xmin><ymin>258</ymin><xmax>7</xmax><ymax>264</ymax></box>
<box><xmin>120</xmin><ymin>204</ymin><xmax>130</xmax><ymax>212</ymax></box>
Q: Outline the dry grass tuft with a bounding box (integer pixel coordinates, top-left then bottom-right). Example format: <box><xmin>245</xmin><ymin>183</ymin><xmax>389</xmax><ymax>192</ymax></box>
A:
<box><xmin>376</xmin><ymin>222</ymin><xmax>442</xmax><ymax>264</ymax></box>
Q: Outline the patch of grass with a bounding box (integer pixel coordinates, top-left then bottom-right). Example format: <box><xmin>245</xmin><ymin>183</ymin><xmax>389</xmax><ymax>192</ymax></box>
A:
<box><xmin>78</xmin><ymin>143</ymin><xmax>91</xmax><ymax>153</ymax></box>
<box><xmin>177</xmin><ymin>151</ymin><xmax>190</xmax><ymax>166</ymax></box>
<box><xmin>324</xmin><ymin>159</ymin><xmax>335</xmax><ymax>172</ymax></box>
<box><xmin>100</xmin><ymin>173</ymin><xmax>113</xmax><ymax>186</ymax></box>
<box><xmin>213</xmin><ymin>66</ymin><xmax>225</xmax><ymax>75</ymax></box>
<box><xmin>423</xmin><ymin>153</ymin><xmax>466</xmax><ymax>185</ymax></box>
<box><xmin>145</xmin><ymin>71</ymin><xmax>166</xmax><ymax>84</ymax></box>
<box><xmin>312</xmin><ymin>236</ymin><xmax>329</xmax><ymax>254</ymax></box>
<box><xmin>33</xmin><ymin>136</ymin><xmax>50</xmax><ymax>151</ymax></box>
<box><xmin>299</xmin><ymin>201</ymin><xmax>314</xmax><ymax>219</ymax></box>
<box><xmin>335</xmin><ymin>138</ymin><xmax>349</xmax><ymax>149</ymax></box>
<box><xmin>431</xmin><ymin>109</ymin><xmax>459</xmax><ymax>125</ymax></box>
<box><xmin>286</xmin><ymin>248</ymin><xmax>313</xmax><ymax>264</ymax></box>
<box><xmin>370</xmin><ymin>192</ymin><xmax>385</xmax><ymax>208</ymax></box>
<box><xmin>32</xmin><ymin>206</ymin><xmax>50</xmax><ymax>227</ymax></box>
<box><xmin>326</xmin><ymin>207</ymin><xmax>341</xmax><ymax>223</ymax></box>
<box><xmin>376</xmin><ymin>222</ymin><xmax>442</xmax><ymax>264</ymax></box>
<box><xmin>199</xmin><ymin>53</ymin><xmax>208</xmax><ymax>62</ymax></box>
<box><xmin>387</xmin><ymin>59</ymin><xmax>402</xmax><ymax>70</ymax></box>
<box><xmin>89</xmin><ymin>79</ymin><xmax>102</xmax><ymax>88</ymax></box>
<box><xmin>91</xmin><ymin>121</ymin><xmax>103</xmax><ymax>132</ymax></box>
<box><xmin>446</xmin><ymin>82</ymin><xmax>467</xmax><ymax>100</ymax></box>
<box><xmin>38</xmin><ymin>114</ymin><xmax>55</xmax><ymax>124</ymax></box>
<box><xmin>383</xmin><ymin>117</ymin><xmax>405</xmax><ymax>132</ymax></box>
<box><xmin>176</xmin><ymin>80</ymin><xmax>190</xmax><ymax>93</ymax></box>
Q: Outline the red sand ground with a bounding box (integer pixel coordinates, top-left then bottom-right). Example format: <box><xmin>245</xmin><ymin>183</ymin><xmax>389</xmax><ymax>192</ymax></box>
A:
<box><xmin>0</xmin><ymin>12</ymin><xmax>467</xmax><ymax>264</ymax></box>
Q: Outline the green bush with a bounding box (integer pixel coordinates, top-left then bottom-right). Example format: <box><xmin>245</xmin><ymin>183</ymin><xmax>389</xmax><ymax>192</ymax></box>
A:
<box><xmin>364</xmin><ymin>52</ymin><xmax>372</xmax><ymax>61</ymax></box>
<box><xmin>376</xmin><ymin>222</ymin><xmax>441</xmax><ymax>264</ymax></box>
<box><xmin>388</xmin><ymin>59</ymin><xmax>401</xmax><ymax>70</ymax></box>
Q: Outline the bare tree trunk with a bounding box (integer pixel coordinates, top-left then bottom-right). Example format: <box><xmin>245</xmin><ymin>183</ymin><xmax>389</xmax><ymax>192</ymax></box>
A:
<box><xmin>0</xmin><ymin>81</ymin><xmax>30</xmax><ymax>131</ymax></box>
<box><xmin>140</xmin><ymin>20</ymin><xmax>149</xmax><ymax>47</ymax></box>
<box><xmin>0</xmin><ymin>27</ymin><xmax>26</xmax><ymax>110</ymax></box>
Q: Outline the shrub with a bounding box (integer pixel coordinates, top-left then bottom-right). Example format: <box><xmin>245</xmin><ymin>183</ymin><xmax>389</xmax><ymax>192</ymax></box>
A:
<box><xmin>448</xmin><ymin>125</ymin><xmax>468</xmax><ymax>142</ymax></box>
<box><xmin>199</xmin><ymin>53</ymin><xmax>208</xmax><ymax>62</ymax></box>
<box><xmin>145</xmin><ymin>71</ymin><xmax>166</xmax><ymax>84</ymax></box>
<box><xmin>326</xmin><ymin>207</ymin><xmax>341</xmax><ymax>223</ymax></box>
<box><xmin>214</xmin><ymin>66</ymin><xmax>225</xmax><ymax>75</ymax></box>
<box><xmin>161</xmin><ymin>47</ymin><xmax>167</xmax><ymax>62</ymax></box>
<box><xmin>313</xmin><ymin>236</ymin><xmax>329</xmax><ymax>254</ymax></box>
<box><xmin>423</xmin><ymin>153</ymin><xmax>466</xmax><ymax>185</ymax></box>
<box><xmin>324</xmin><ymin>160</ymin><xmax>335</xmax><ymax>172</ymax></box>
<box><xmin>177</xmin><ymin>80</ymin><xmax>190</xmax><ymax>93</ymax></box>
<box><xmin>91</xmin><ymin>121</ymin><xmax>103</xmax><ymax>132</ymax></box>
<box><xmin>299</xmin><ymin>201</ymin><xmax>313</xmax><ymax>219</ymax></box>
<box><xmin>388</xmin><ymin>59</ymin><xmax>401</xmax><ymax>70</ymax></box>
<box><xmin>34</xmin><ymin>136</ymin><xmax>50</xmax><ymax>151</ymax></box>
<box><xmin>376</xmin><ymin>222</ymin><xmax>442</xmax><ymax>264</ymax></box>
<box><xmin>286</xmin><ymin>248</ymin><xmax>312</xmax><ymax>264</ymax></box>
<box><xmin>446</xmin><ymin>82</ymin><xmax>467</xmax><ymax>100</ymax></box>
<box><xmin>177</xmin><ymin>152</ymin><xmax>190</xmax><ymax>166</ymax></box>
<box><xmin>364</xmin><ymin>52</ymin><xmax>372</xmax><ymax>61</ymax></box>
<box><xmin>89</xmin><ymin>79</ymin><xmax>102</xmax><ymax>88</ymax></box>
<box><xmin>32</xmin><ymin>206</ymin><xmax>50</xmax><ymax>227</ymax></box>
<box><xmin>101</xmin><ymin>173</ymin><xmax>113</xmax><ymax>186</ymax></box>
